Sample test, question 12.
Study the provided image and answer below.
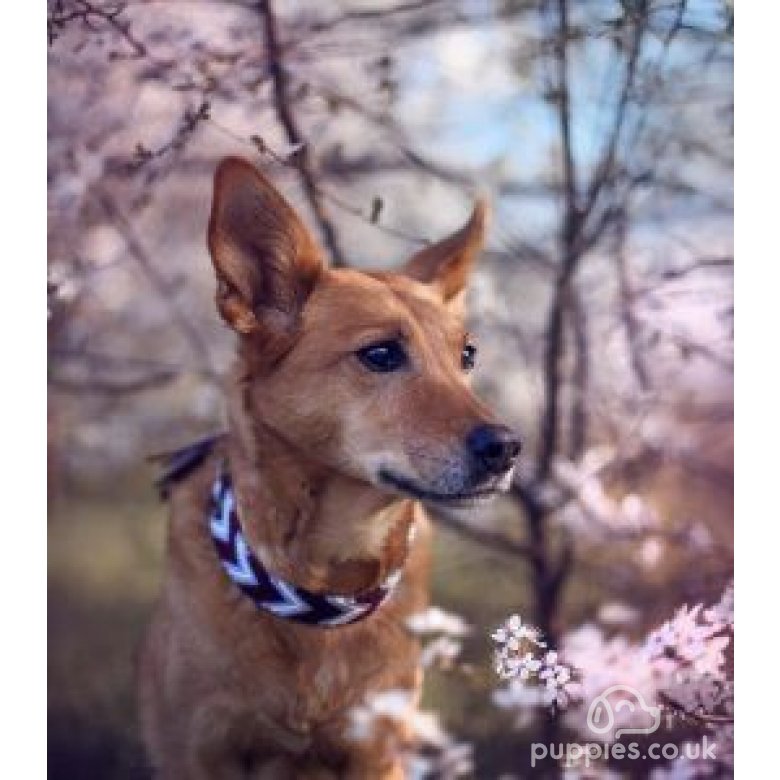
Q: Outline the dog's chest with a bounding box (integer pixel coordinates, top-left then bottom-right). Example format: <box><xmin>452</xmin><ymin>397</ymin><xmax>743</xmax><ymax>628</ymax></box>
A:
<box><xmin>292</xmin><ymin>637</ymin><xmax>386</xmax><ymax>720</ymax></box>
<box><xmin>272</xmin><ymin>624</ymin><xmax>415</xmax><ymax>737</ymax></box>
<box><xmin>301</xmin><ymin>656</ymin><xmax>353</xmax><ymax>719</ymax></box>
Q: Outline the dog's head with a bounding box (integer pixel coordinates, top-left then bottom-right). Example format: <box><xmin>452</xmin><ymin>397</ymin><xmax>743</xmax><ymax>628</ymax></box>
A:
<box><xmin>208</xmin><ymin>157</ymin><xmax>520</xmax><ymax>507</ymax></box>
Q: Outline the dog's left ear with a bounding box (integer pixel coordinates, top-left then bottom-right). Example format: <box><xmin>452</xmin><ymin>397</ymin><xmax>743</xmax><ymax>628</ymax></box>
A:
<box><xmin>207</xmin><ymin>157</ymin><xmax>323</xmax><ymax>343</ymax></box>
<box><xmin>403</xmin><ymin>198</ymin><xmax>488</xmax><ymax>308</ymax></box>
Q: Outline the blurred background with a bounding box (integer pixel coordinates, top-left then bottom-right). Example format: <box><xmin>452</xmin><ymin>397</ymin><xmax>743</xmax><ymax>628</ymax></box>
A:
<box><xmin>48</xmin><ymin>0</ymin><xmax>733</xmax><ymax>777</ymax></box>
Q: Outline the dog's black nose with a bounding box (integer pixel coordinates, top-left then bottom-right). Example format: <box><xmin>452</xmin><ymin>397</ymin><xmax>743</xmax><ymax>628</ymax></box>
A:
<box><xmin>467</xmin><ymin>424</ymin><xmax>522</xmax><ymax>477</ymax></box>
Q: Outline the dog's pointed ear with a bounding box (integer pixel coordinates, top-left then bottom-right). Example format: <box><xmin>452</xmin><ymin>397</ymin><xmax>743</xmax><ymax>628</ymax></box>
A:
<box><xmin>207</xmin><ymin>157</ymin><xmax>323</xmax><ymax>339</ymax></box>
<box><xmin>403</xmin><ymin>198</ymin><xmax>488</xmax><ymax>305</ymax></box>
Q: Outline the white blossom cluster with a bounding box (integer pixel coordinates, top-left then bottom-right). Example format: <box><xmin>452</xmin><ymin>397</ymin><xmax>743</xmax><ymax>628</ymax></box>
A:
<box><xmin>406</xmin><ymin>605</ymin><xmax>471</xmax><ymax>637</ymax></box>
<box><xmin>346</xmin><ymin>689</ymin><xmax>473</xmax><ymax>779</ymax></box>
<box><xmin>491</xmin><ymin>614</ymin><xmax>579</xmax><ymax>710</ymax></box>
<box><xmin>406</xmin><ymin>606</ymin><xmax>471</xmax><ymax>671</ymax></box>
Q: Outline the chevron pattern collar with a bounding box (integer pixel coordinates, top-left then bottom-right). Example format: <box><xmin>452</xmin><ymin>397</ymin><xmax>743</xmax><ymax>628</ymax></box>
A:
<box><xmin>209</xmin><ymin>465</ymin><xmax>408</xmax><ymax>627</ymax></box>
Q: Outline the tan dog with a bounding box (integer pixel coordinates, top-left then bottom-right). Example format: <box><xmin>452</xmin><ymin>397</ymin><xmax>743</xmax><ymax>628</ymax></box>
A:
<box><xmin>138</xmin><ymin>157</ymin><xmax>520</xmax><ymax>779</ymax></box>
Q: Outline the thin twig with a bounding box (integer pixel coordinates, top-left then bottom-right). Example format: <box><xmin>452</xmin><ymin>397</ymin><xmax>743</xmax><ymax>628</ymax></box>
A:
<box><xmin>97</xmin><ymin>192</ymin><xmax>218</xmax><ymax>380</ymax></box>
<box><xmin>206</xmin><ymin>115</ymin><xmax>431</xmax><ymax>247</ymax></box>
<box><xmin>579</xmin><ymin>2</ymin><xmax>646</xmax><ymax>226</ymax></box>
<box><xmin>49</xmin><ymin>371</ymin><xmax>177</xmax><ymax>395</ymax></box>
<box><xmin>48</xmin><ymin>0</ymin><xmax>147</xmax><ymax>55</ymax></box>
<box><xmin>431</xmin><ymin>510</ymin><xmax>539</xmax><ymax>564</ymax></box>
<box><xmin>305</xmin><ymin>0</ymin><xmax>446</xmax><ymax>35</ymax></box>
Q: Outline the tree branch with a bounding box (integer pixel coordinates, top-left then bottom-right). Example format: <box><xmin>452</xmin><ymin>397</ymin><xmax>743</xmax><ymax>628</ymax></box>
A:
<box><xmin>257</xmin><ymin>0</ymin><xmax>348</xmax><ymax>267</ymax></box>
<box><xmin>431</xmin><ymin>510</ymin><xmax>539</xmax><ymax>563</ymax></box>
<box><xmin>579</xmin><ymin>2</ymin><xmax>646</xmax><ymax>226</ymax></box>
<box><xmin>567</xmin><ymin>284</ymin><xmax>589</xmax><ymax>460</ymax></box>
<box><xmin>48</xmin><ymin>0</ymin><xmax>147</xmax><ymax>55</ymax></box>
<box><xmin>538</xmin><ymin>0</ymin><xmax>578</xmax><ymax>480</ymax></box>
<box><xmin>98</xmin><ymin>192</ymin><xmax>218</xmax><ymax>380</ymax></box>
<box><xmin>614</xmin><ymin>210</ymin><xmax>652</xmax><ymax>391</ymax></box>
<box><xmin>48</xmin><ymin>370</ymin><xmax>177</xmax><ymax>395</ymax></box>
<box><xmin>306</xmin><ymin>0</ymin><xmax>446</xmax><ymax>36</ymax></box>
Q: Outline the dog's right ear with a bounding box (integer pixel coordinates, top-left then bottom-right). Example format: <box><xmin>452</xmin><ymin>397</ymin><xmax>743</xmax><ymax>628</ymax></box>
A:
<box><xmin>207</xmin><ymin>157</ymin><xmax>323</xmax><ymax>342</ymax></box>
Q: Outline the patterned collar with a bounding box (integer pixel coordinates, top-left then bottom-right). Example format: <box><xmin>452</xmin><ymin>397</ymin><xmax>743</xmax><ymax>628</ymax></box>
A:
<box><xmin>208</xmin><ymin>466</ymin><xmax>410</xmax><ymax>627</ymax></box>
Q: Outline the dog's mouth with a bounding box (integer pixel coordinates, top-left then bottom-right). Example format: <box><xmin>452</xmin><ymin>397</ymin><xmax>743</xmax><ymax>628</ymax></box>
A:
<box><xmin>378</xmin><ymin>468</ymin><xmax>501</xmax><ymax>506</ymax></box>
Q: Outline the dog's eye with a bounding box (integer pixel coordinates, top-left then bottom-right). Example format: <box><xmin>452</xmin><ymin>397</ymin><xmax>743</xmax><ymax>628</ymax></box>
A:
<box><xmin>356</xmin><ymin>340</ymin><xmax>408</xmax><ymax>373</ymax></box>
<box><xmin>461</xmin><ymin>343</ymin><xmax>477</xmax><ymax>371</ymax></box>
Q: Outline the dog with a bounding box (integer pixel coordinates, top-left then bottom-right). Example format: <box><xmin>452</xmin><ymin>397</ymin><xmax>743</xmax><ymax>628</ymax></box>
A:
<box><xmin>138</xmin><ymin>157</ymin><xmax>521</xmax><ymax>779</ymax></box>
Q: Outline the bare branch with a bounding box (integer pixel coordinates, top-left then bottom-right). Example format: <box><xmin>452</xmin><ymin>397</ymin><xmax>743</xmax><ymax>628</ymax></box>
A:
<box><xmin>48</xmin><ymin>0</ymin><xmax>147</xmax><ymax>55</ymax></box>
<box><xmin>306</xmin><ymin>0</ymin><xmax>447</xmax><ymax>36</ymax></box>
<box><xmin>49</xmin><ymin>370</ymin><xmax>177</xmax><ymax>395</ymax></box>
<box><xmin>614</xmin><ymin>211</ymin><xmax>652</xmax><ymax>391</ymax></box>
<box><xmin>430</xmin><ymin>510</ymin><xmax>539</xmax><ymax>564</ymax></box>
<box><xmin>660</xmin><ymin>255</ymin><xmax>733</xmax><ymax>281</ymax></box>
<box><xmin>537</xmin><ymin>0</ymin><xmax>578</xmax><ymax>481</ymax></box>
<box><xmin>579</xmin><ymin>3</ymin><xmax>646</xmax><ymax>226</ymax></box>
<box><xmin>49</xmin><ymin>347</ymin><xmax>216</xmax><ymax>379</ymax></box>
<box><xmin>257</xmin><ymin>0</ymin><xmax>348</xmax><ymax>267</ymax></box>
<box><xmin>97</xmin><ymin>192</ymin><xmax>218</xmax><ymax>380</ymax></box>
<box><xmin>129</xmin><ymin>101</ymin><xmax>212</xmax><ymax>173</ymax></box>
<box><xmin>567</xmin><ymin>284</ymin><xmax>589</xmax><ymax>460</ymax></box>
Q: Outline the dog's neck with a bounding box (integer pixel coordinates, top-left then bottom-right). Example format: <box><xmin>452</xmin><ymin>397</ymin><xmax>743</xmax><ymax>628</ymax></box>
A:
<box><xmin>225</xmin><ymin>419</ymin><xmax>414</xmax><ymax>597</ymax></box>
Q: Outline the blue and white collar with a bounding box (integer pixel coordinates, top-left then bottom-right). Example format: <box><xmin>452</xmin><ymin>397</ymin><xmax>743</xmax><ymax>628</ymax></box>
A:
<box><xmin>208</xmin><ymin>466</ymin><xmax>407</xmax><ymax>627</ymax></box>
